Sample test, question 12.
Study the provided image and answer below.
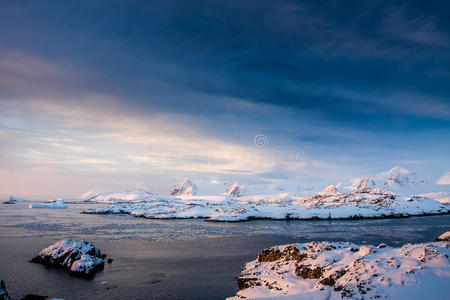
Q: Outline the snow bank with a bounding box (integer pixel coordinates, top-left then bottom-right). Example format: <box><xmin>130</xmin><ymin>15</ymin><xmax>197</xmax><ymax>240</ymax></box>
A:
<box><xmin>228</xmin><ymin>240</ymin><xmax>450</xmax><ymax>299</ymax></box>
<box><xmin>31</xmin><ymin>239</ymin><xmax>105</xmax><ymax>277</ymax></box>
<box><xmin>0</xmin><ymin>278</ymin><xmax>11</xmax><ymax>300</ymax></box>
<box><xmin>29</xmin><ymin>199</ymin><xmax>67</xmax><ymax>209</ymax></box>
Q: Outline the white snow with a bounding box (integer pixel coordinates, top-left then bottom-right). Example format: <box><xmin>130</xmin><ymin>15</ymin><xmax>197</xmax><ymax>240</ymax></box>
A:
<box><xmin>228</xmin><ymin>240</ymin><xmax>450</xmax><ymax>300</ymax></box>
<box><xmin>30</xmin><ymin>199</ymin><xmax>68</xmax><ymax>209</ymax></box>
<box><xmin>437</xmin><ymin>172</ymin><xmax>450</xmax><ymax>185</ymax></box>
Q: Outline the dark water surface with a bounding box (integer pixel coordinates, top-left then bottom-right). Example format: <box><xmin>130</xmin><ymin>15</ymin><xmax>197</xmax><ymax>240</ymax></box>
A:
<box><xmin>0</xmin><ymin>202</ymin><xmax>449</xmax><ymax>299</ymax></box>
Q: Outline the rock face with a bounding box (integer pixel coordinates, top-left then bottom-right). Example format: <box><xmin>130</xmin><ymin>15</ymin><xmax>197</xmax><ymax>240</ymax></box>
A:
<box><xmin>229</xmin><ymin>241</ymin><xmax>450</xmax><ymax>299</ymax></box>
<box><xmin>436</xmin><ymin>231</ymin><xmax>450</xmax><ymax>241</ymax></box>
<box><xmin>170</xmin><ymin>178</ymin><xmax>198</xmax><ymax>196</ymax></box>
<box><xmin>0</xmin><ymin>278</ymin><xmax>11</xmax><ymax>300</ymax></box>
<box><xmin>31</xmin><ymin>239</ymin><xmax>105</xmax><ymax>277</ymax></box>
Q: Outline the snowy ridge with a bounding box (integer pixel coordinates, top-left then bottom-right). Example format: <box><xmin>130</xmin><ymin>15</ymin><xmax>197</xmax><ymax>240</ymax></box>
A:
<box><xmin>83</xmin><ymin>167</ymin><xmax>449</xmax><ymax>221</ymax></box>
<box><xmin>83</xmin><ymin>188</ymin><xmax>448</xmax><ymax>221</ymax></box>
<box><xmin>228</xmin><ymin>240</ymin><xmax>450</xmax><ymax>299</ymax></box>
<box><xmin>31</xmin><ymin>239</ymin><xmax>105</xmax><ymax>277</ymax></box>
<box><xmin>82</xmin><ymin>188</ymin><xmax>163</xmax><ymax>204</ymax></box>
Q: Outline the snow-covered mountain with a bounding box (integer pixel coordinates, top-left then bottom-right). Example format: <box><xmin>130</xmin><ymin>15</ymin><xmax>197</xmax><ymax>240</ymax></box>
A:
<box><xmin>380</xmin><ymin>166</ymin><xmax>424</xmax><ymax>188</ymax></box>
<box><xmin>224</xmin><ymin>182</ymin><xmax>247</xmax><ymax>198</ymax></box>
<box><xmin>170</xmin><ymin>178</ymin><xmax>198</xmax><ymax>196</ymax></box>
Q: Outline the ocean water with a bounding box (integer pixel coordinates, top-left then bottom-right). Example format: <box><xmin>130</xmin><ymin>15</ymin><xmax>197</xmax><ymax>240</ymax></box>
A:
<box><xmin>0</xmin><ymin>202</ymin><xmax>449</xmax><ymax>299</ymax></box>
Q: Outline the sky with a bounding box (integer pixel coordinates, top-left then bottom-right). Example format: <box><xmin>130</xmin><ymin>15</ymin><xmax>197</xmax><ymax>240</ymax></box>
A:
<box><xmin>0</xmin><ymin>0</ymin><xmax>449</xmax><ymax>198</ymax></box>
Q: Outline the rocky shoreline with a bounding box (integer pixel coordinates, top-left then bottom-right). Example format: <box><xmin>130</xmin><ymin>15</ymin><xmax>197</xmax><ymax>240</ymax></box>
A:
<box><xmin>228</xmin><ymin>231</ymin><xmax>450</xmax><ymax>299</ymax></box>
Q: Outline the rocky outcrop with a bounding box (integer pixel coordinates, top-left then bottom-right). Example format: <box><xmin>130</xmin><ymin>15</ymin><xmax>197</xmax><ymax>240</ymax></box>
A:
<box><xmin>229</xmin><ymin>240</ymin><xmax>450</xmax><ymax>299</ymax></box>
<box><xmin>31</xmin><ymin>239</ymin><xmax>105</xmax><ymax>277</ymax></box>
<box><xmin>0</xmin><ymin>278</ymin><xmax>11</xmax><ymax>300</ymax></box>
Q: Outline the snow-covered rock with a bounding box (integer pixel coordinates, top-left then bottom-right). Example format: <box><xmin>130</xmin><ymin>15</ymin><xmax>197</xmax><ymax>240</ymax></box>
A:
<box><xmin>170</xmin><ymin>178</ymin><xmax>198</xmax><ymax>196</ymax></box>
<box><xmin>225</xmin><ymin>182</ymin><xmax>247</xmax><ymax>198</ymax></box>
<box><xmin>8</xmin><ymin>196</ymin><xmax>28</xmax><ymax>202</ymax></box>
<box><xmin>321</xmin><ymin>184</ymin><xmax>338</xmax><ymax>194</ymax></box>
<box><xmin>29</xmin><ymin>199</ymin><xmax>67</xmax><ymax>209</ymax></box>
<box><xmin>0</xmin><ymin>278</ymin><xmax>11</xmax><ymax>300</ymax></box>
<box><xmin>349</xmin><ymin>177</ymin><xmax>376</xmax><ymax>190</ymax></box>
<box><xmin>31</xmin><ymin>239</ymin><xmax>105</xmax><ymax>277</ymax></box>
<box><xmin>228</xmin><ymin>240</ymin><xmax>450</xmax><ymax>299</ymax></box>
<box><xmin>436</xmin><ymin>231</ymin><xmax>450</xmax><ymax>241</ymax></box>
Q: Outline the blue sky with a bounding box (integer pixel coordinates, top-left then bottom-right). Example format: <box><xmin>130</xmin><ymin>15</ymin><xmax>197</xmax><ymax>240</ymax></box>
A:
<box><xmin>0</xmin><ymin>0</ymin><xmax>449</xmax><ymax>198</ymax></box>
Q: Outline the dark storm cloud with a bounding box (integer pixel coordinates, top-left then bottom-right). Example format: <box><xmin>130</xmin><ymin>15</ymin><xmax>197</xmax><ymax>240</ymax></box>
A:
<box><xmin>1</xmin><ymin>0</ymin><xmax>449</xmax><ymax>126</ymax></box>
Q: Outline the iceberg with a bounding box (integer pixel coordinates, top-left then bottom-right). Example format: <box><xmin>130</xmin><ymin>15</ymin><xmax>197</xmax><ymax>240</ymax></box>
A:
<box><xmin>30</xmin><ymin>199</ymin><xmax>68</xmax><ymax>209</ymax></box>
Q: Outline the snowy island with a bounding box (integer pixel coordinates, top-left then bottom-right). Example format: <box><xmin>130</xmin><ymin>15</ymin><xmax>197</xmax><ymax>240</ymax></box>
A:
<box><xmin>82</xmin><ymin>167</ymin><xmax>450</xmax><ymax>222</ymax></box>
